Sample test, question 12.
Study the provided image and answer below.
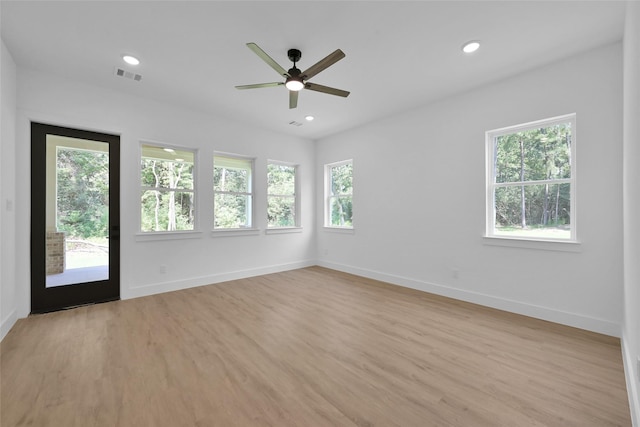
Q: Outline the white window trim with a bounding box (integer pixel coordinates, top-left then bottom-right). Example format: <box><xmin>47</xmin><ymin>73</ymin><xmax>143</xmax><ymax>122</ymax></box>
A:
<box><xmin>482</xmin><ymin>236</ymin><xmax>581</xmax><ymax>252</ymax></box>
<box><xmin>267</xmin><ymin>160</ymin><xmax>301</xmax><ymax>229</ymax></box>
<box><xmin>136</xmin><ymin>230</ymin><xmax>204</xmax><ymax>242</ymax></box>
<box><xmin>139</xmin><ymin>140</ymin><xmax>199</xmax><ymax>235</ymax></box>
<box><xmin>211</xmin><ymin>228</ymin><xmax>261</xmax><ymax>238</ymax></box>
<box><xmin>324</xmin><ymin>159</ymin><xmax>354</xmax><ymax>229</ymax></box>
<box><xmin>485</xmin><ymin>113</ymin><xmax>577</xmax><ymax>244</ymax></box>
<box><xmin>265</xmin><ymin>227</ymin><xmax>303</xmax><ymax>235</ymax></box>
<box><xmin>213</xmin><ymin>151</ymin><xmax>256</xmax><ymax>232</ymax></box>
<box><xmin>323</xmin><ymin>226</ymin><xmax>355</xmax><ymax>234</ymax></box>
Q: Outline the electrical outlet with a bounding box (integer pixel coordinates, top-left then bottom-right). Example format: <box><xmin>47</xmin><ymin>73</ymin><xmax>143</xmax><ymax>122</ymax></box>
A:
<box><xmin>159</xmin><ymin>265</ymin><xmax>167</xmax><ymax>274</ymax></box>
<box><xmin>452</xmin><ymin>268</ymin><xmax>459</xmax><ymax>279</ymax></box>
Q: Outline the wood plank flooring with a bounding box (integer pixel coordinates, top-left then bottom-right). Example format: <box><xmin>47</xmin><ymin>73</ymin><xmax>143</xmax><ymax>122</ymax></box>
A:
<box><xmin>1</xmin><ymin>267</ymin><xmax>631</xmax><ymax>426</ymax></box>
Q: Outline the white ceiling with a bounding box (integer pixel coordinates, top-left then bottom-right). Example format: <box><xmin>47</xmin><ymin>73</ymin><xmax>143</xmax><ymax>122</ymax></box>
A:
<box><xmin>1</xmin><ymin>1</ymin><xmax>626</xmax><ymax>140</ymax></box>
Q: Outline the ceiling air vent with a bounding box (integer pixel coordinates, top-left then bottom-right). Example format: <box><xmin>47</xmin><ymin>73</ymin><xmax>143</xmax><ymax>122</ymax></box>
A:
<box><xmin>114</xmin><ymin>67</ymin><xmax>142</xmax><ymax>82</ymax></box>
<box><xmin>289</xmin><ymin>121</ymin><xmax>303</xmax><ymax>127</ymax></box>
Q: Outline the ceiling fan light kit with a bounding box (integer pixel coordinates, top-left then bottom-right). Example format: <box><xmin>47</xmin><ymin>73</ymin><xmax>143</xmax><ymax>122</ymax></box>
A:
<box><xmin>285</xmin><ymin>78</ymin><xmax>304</xmax><ymax>91</ymax></box>
<box><xmin>236</xmin><ymin>42</ymin><xmax>350</xmax><ymax>109</ymax></box>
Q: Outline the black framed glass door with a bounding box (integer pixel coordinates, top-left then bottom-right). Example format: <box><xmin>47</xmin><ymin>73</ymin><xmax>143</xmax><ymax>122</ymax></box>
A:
<box><xmin>31</xmin><ymin>123</ymin><xmax>120</xmax><ymax>313</ymax></box>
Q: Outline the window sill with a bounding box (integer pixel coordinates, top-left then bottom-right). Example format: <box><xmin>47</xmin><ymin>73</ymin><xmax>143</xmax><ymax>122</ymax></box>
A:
<box><xmin>136</xmin><ymin>230</ymin><xmax>203</xmax><ymax>242</ymax></box>
<box><xmin>211</xmin><ymin>228</ymin><xmax>261</xmax><ymax>238</ymax></box>
<box><xmin>265</xmin><ymin>227</ymin><xmax>303</xmax><ymax>235</ymax></box>
<box><xmin>323</xmin><ymin>226</ymin><xmax>354</xmax><ymax>234</ymax></box>
<box><xmin>483</xmin><ymin>235</ymin><xmax>581</xmax><ymax>252</ymax></box>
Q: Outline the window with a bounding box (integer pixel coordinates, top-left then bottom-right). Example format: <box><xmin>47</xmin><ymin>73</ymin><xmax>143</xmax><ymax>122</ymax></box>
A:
<box><xmin>486</xmin><ymin>114</ymin><xmax>576</xmax><ymax>241</ymax></box>
<box><xmin>267</xmin><ymin>162</ymin><xmax>299</xmax><ymax>228</ymax></box>
<box><xmin>140</xmin><ymin>143</ymin><xmax>195</xmax><ymax>232</ymax></box>
<box><xmin>325</xmin><ymin>160</ymin><xmax>353</xmax><ymax>228</ymax></box>
<box><xmin>214</xmin><ymin>154</ymin><xmax>254</xmax><ymax>229</ymax></box>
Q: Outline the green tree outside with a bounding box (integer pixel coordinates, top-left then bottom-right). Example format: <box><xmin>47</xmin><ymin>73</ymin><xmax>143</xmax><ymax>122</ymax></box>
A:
<box><xmin>56</xmin><ymin>148</ymin><xmax>109</xmax><ymax>239</ymax></box>
<box><xmin>493</xmin><ymin>123</ymin><xmax>572</xmax><ymax>235</ymax></box>
<box><xmin>329</xmin><ymin>162</ymin><xmax>353</xmax><ymax>227</ymax></box>
<box><xmin>267</xmin><ymin>164</ymin><xmax>296</xmax><ymax>227</ymax></box>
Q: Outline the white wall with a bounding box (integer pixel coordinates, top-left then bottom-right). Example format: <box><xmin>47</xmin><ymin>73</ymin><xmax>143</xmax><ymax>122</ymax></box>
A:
<box><xmin>623</xmin><ymin>1</ymin><xmax>640</xmax><ymax>424</ymax></box>
<box><xmin>1</xmin><ymin>38</ymin><xmax>18</xmax><ymax>340</ymax></box>
<box><xmin>316</xmin><ymin>43</ymin><xmax>624</xmax><ymax>337</ymax></box>
<box><xmin>13</xmin><ymin>68</ymin><xmax>317</xmax><ymax>318</ymax></box>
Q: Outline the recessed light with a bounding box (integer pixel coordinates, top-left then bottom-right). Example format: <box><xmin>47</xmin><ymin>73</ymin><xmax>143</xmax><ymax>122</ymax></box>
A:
<box><xmin>163</xmin><ymin>148</ymin><xmax>175</xmax><ymax>153</ymax></box>
<box><xmin>305</xmin><ymin>115</ymin><xmax>315</xmax><ymax>121</ymax></box>
<box><xmin>122</xmin><ymin>55</ymin><xmax>140</xmax><ymax>65</ymax></box>
<box><xmin>462</xmin><ymin>41</ymin><xmax>480</xmax><ymax>54</ymax></box>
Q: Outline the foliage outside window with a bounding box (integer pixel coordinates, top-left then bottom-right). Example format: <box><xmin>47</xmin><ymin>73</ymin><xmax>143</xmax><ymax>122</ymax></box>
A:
<box><xmin>57</xmin><ymin>146</ymin><xmax>109</xmax><ymax>240</ymax></box>
<box><xmin>141</xmin><ymin>144</ymin><xmax>195</xmax><ymax>232</ymax></box>
<box><xmin>267</xmin><ymin>162</ymin><xmax>299</xmax><ymax>228</ymax></box>
<box><xmin>486</xmin><ymin>114</ymin><xmax>576</xmax><ymax>241</ymax></box>
<box><xmin>214</xmin><ymin>155</ymin><xmax>254</xmax><ymax>229</ymax></box>
<box><xmin>325</xmin><ymin>160</ymin><xmax>353</xmax><ymax>228</ymax></box>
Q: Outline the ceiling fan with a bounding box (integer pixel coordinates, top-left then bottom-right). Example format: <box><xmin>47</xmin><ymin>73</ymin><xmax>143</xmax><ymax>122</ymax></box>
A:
<box><xmin>235</xmin><ymin>42</ymin><xmax>350</xmax><ymax>109</ymax></box>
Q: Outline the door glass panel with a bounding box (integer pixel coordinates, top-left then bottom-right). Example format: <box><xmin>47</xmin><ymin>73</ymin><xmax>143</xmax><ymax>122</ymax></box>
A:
<box><xmin>45</xmin><ymin>135</ymin><xmax>109</xmax><ymax>287</ymax></box>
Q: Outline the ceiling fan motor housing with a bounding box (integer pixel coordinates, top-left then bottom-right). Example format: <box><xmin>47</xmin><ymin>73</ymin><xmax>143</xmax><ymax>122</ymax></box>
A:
<box><xmin>288</xmin><ymin>67</ymin><xmax>302</xmax><ymax>78</ymax></box>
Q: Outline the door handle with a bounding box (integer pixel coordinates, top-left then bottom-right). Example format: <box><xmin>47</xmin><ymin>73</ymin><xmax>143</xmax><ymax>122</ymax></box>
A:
<box><xmin>110</xmin><ymin>225</ymin><xmax>120</xmax><ymax>241</ymax></box>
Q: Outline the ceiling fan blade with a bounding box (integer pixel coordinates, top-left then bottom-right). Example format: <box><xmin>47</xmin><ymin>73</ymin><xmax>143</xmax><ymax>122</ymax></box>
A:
<box><xmin>235</xmin><ymin>82</ymin><xmax>284</xmax><ymax>90</ymax></box>
<box><xmin>246</xmin><ymin>42</ymin><xmax>290</xmax><ymax>78</ymax></box>
<box><xmin>289</xmin><ymin>91</ymin><xmax>298</xmax><ymax>109</ymax></box>
<box><xmin>300</xmin><ymin>49</ymin><xmax>345</xmax><ymax>80</ymax></box>
<box><xmin>304</xmin><ymin>82</ymin><xmax>350</xmax><ymax>97</ymax></box>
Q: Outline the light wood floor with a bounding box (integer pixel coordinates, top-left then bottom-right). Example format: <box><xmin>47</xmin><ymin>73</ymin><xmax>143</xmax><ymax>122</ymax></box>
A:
<box><xmin>1</xmin><ymin>267</ymin><xmax>631</xmax><ymax>426</ymax></box>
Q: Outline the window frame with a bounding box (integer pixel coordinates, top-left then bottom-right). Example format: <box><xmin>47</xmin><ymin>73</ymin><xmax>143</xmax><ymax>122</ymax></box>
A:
<box><xmin>267</xmin><ymin>160</ymin><xmax>301</xmax><ymax>230</ymax></box>
<box><xmin>213</xmin><ymin>152</ymin><xmax>256</xmax><ymax>232</ymax></box>
<box><xmin>324</xmin><ymin>159</ymin><xmax>354</xmax><ymax>229</ymax></box>
<box><xmin>139</xmin><ymin>141</ymin><xmax>198</xmax><ymax>234</ymax></box>
<box><xmin>485</xmin><ymin>114</ymin><xmax>577</xmax><ymax>244</ymax></box>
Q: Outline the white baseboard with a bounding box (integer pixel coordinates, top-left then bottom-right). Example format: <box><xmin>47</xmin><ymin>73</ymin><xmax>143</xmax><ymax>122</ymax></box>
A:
<box><xmin>318</xmin><ymin>260</ymin><xmax>621</xmax><ymax>337</ymax></box>
<box><xmin>622</xmin><ymin>334</ymin><xmax>640</xmax><ymax>426</ymax></box>
<box><xmin>124</xmin><ymin>259</ymin><xmax>316</xmax><ymax>300</ymax></box>
<box><xmin>1</xmin><ymin>309</ymin><xmax>17</xmax><ymax>342</ymax></box>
